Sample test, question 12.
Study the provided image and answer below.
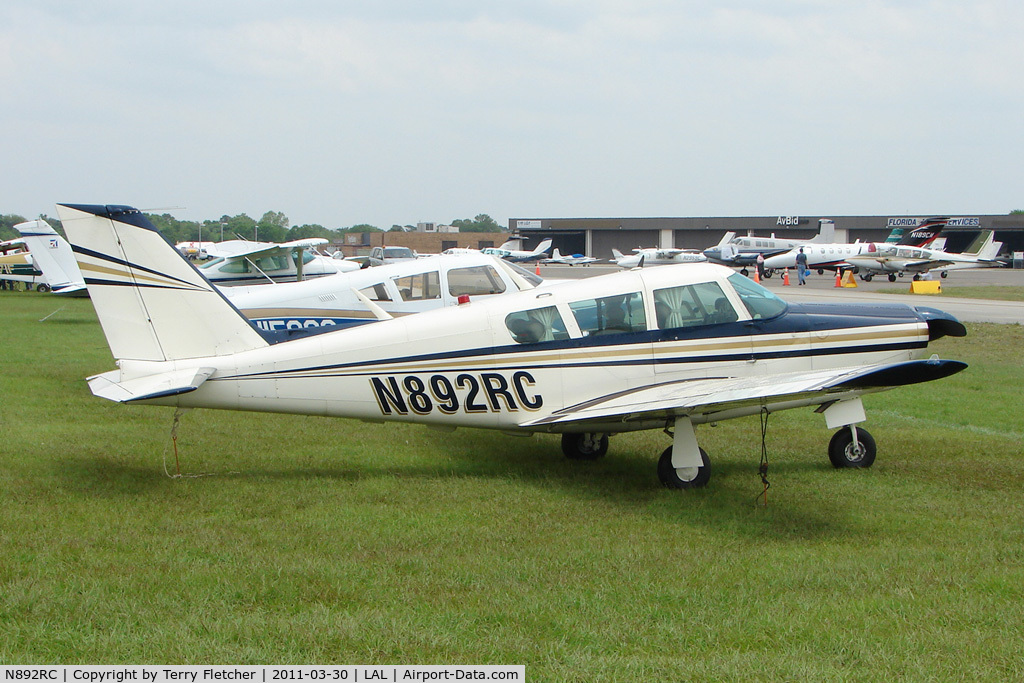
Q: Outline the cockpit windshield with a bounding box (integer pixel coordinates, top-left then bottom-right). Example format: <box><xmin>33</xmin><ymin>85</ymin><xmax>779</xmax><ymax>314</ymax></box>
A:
<box><xmin>727</xmin><ymin>273</ymin><xmax>788</xmax><ymax>320</ymax></box>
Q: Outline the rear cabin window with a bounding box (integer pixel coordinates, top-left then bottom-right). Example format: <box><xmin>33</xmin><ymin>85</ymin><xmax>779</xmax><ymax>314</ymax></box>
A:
<box><xmin>448</xmin><ymin>265</ymin><xmax>507</xmax><ymax>297</ymax></box>
<box><xmin>505</xmin><ymin>306</ymin><xmax>570</xmax><ymax>344</ymax></box>
<box><xmin>568</xmin><ymin>292</ymin><xmax>647</xmax><ymax>336</ymax></box>
<box><xmin>653</xmin><ymin>282</ymin><xmax>738</xmax><ymax>329</ymax></box>
<box><xmin>393</xmin><ymin>271</ymin><xmax>440</xmax><ymax>301</ymax></box>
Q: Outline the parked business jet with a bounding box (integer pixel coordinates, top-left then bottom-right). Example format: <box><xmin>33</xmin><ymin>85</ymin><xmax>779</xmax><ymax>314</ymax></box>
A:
<box><xmin>702</xmin><ymin>219</ymin><xmax>838</xmax><ymax>273</ymax></box>
<box><xmin>764</xmin><ymin>218</ymin><xmax>952</xmax><ymax>274</ymax></box>
<box><xmin>58</xmin><ymin>204</ymin><xmax>967</xmax><ymax>490</ymax></box>
<box><xmin>482</xmin><ymin>238</ymin><xmax>553</xmax><ymax>262</ymax></box>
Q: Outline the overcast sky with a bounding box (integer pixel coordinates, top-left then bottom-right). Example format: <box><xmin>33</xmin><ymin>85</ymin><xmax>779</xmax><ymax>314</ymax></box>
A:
<box><xmin>3</xmin><ymin>1</ymin><xmax>1022</xmax><ymax>229</ymax></box>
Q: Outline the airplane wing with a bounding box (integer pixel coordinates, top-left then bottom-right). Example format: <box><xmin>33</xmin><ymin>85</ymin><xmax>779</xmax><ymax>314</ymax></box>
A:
<box><xmin>521</xmin><ymin>359</ymin><xmax>966</xmax><ymax>430</ymax></box>
<box><xmin>211</xmin><ymin>238</ymin><xmax>328</xmax><ymax>262</ymax></box>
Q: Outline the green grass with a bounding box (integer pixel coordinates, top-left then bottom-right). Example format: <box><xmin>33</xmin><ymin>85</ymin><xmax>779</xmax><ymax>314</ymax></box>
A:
<box><xmin>877</xmin><ymin>284</ymin><xmax>1024</xmax><ymax>301</ymax></box>
<box><xmin>1</xmin><ymin>292</ymin><xmax>1022</xmax><ymax>679</ymax></box>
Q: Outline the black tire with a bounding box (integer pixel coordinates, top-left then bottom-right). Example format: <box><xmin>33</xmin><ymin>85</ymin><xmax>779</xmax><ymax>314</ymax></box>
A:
<box><xmin>888</xmin><ymin>273</ymin><xmax>897</xmax><ymax>282</ymax></box>
<box><xmin>817</xmin><ymin>268</ymin><xmax>825</xmax><ymax>275</ymax></box>
<box><xmin>657</xmin><ymin>446</ymin><xmax>710</xmax><ymax>489</ymax></box>
<box><xmin>828</xmin><ymin>427</ymin><xmax>876</xmax><ymax>469</ymax></box>
<box><xmin>940</xmin><ymin>271</ymin><xmax>948</xmax><ymax>278</ymax></box>
<box><xmin>36</xmin><ymin>283</ymin><xmax>51</xmax><ymax>293</ymax></box>
<box><xmin>561</xmin><ymin>433</ymin><xmax>608</xmax><ymax>460</ymax></box>
<box><xmin>862</xmin><ymin>273</ymin><xmax>873</xmax><ymax>282</ymax></box>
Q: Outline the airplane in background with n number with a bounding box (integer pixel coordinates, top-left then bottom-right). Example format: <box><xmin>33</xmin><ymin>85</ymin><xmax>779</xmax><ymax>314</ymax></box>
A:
<box><xmin>58</xmin><ymin>203</ymin><xmax>968</xmax><ymax>491</ymax></box>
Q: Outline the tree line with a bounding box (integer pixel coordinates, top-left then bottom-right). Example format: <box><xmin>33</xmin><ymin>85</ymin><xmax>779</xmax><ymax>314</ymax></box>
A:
<box><xmin>0</xmin><ymin>211</ymin><xmax>506</xmax><ymax>244</ymax></box>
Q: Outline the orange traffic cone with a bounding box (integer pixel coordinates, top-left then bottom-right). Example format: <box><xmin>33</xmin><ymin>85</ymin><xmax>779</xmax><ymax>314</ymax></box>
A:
<box><xmin>783</xmin><ymin>268</ymin><xmax>790</xmax><ymax>286</ymax></box>
<box><xmin>535</xmin><ymin>263</ymin><xmax>541</xmax><ymax>276</ymax></box>
<box><xmin>753</xmin><ymin>267</ymin><xmax>760</xmax><ymax>284</ymax></box>
<box><xmin>834</xmin><ymin>269</ymin><xmax>842</xmax><ymax>287</ymax></box>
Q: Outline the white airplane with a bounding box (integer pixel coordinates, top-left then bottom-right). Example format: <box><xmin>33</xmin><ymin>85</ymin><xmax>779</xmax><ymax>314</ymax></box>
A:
<box><xmin>221</xmin><ymin>252</ymin><xmax>544</xmax><ymax>336</ymax></box>
<box><xmin>482</xmin><ymin>238</ymin><xmax>553</xmax><ymax>262</ymax></box>
<box><xmin>763</xmin><ymin>217</ymin><xmax>950</xmax><ymax>274</ymax></box>
<box><xmin>197</xmin><ymin>238</ymin><xmax>360</xmax><ymax>285</ymax></box>
<box><xmin>0</xmin><ymin>234</ymin><xmax>47</xmax><ymax>290</ymax></box>
<box><xmin>543</xmin><ymin>248</ymin><xmax>599</xmax><ymax>266</ymax></box>
<box><xmin>610</xmin><ymin>247</ymin><xmax>707</xmax><ymax>268</ymax></box>
<box><xmin>58</xmin><ymin>203</ymin><xmax>968</xmax><ymax>490</ymax></box>
<box><xmin>14</xmin><ymin>219</ymin><xmax>87</xmax><ymax>295</ymax></box>
<box><xmin>846</xmin><ymin>230</ymin><xmax>1004</xmax><ymax>282</ymax></box>
<box><xmin>703</xmin><ymin>219</ymin><xmax>838</xmax><ymax>274</ymax></box>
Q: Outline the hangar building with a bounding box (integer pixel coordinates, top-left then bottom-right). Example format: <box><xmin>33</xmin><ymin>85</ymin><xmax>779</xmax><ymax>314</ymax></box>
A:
<box><xmin>507</xmin><ymin>214</ymin><xmax>1024</xmax><ymax>260</ymax></box>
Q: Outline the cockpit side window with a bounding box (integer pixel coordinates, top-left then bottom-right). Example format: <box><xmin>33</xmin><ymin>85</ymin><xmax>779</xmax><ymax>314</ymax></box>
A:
<box><xmin>448</xmin><ymin>265</ymin><xmax>507</xmax><ymax>297</ymax></box>
<box><xmin>653</xmin><ymin>282</ymin><xmax>737</xmax><ymax>328</ymax></box>
<box><xmin>505</xmin><ymin>306</ymin><xmax>570</xmax><ymax>344</ymax></box>
<box><xmin>727</xmin><ymin>273</ymin><xmax>787</xmax><ymax>320</ymax></box>
<box><xmin>568</xmin><ymin>292</ymin><xmax>647</xmax><ymax>336</ymax></box>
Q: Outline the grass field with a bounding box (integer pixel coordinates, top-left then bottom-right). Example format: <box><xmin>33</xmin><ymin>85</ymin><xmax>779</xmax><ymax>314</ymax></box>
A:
<box><xmin>1</xmin><ymin>292</ymin><xmax>1022</xmax><ymax>679</ymax></box>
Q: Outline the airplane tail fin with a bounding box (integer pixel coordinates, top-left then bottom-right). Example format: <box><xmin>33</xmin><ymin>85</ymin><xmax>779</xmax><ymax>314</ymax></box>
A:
<box><xmin>14</xmin><ymin>219</ymin><xmax>86</xmax><ymax>294</ymax></box>
<box><xmin>533</xmin><ymin>238</ymin><xmax>553</xmax><ymax>255</ymax></box>
<box><xmin>57</xmin><ymin>204</ymin><xmax>269</xmax><ymax>362</ymax></box>
<box><xmin>715</xmin><ymin>231</ymin><xmax>736</xmax><ymax>248</ymax></box>
<box><xmin>809</xmin><ymin>219</ymin><xmax>835</xmax><ymax>243</ymax></box>
<box><xmin>962</xmin><ymin>230</ymin><xmax>1000</xmax><ymax>259</ymax></box>
<box><xmin>550</xmin><ymin>248</ymin><xmax>562</xmax><ymax>259</ymax></box>
<box><xmin>898</xmin><ymin>217</ymin><xmax>947</xmax><ymax>247</ymax></box>
<box><xmin>611</xmin><ymin>248</ymin><xmax>625</xmax><ymax>260</ymax></box>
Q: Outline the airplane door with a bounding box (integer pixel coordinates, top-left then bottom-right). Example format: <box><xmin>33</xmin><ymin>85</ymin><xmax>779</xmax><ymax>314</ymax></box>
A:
<box><xmin>652</xmin><ymin>281</ymin><xmax>754</xmax><ymax>377</ymax></box>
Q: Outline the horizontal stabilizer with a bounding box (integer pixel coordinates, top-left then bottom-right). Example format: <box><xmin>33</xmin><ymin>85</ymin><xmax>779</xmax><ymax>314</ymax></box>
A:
<box><xmin>87</xmin><ymin>366</ymin><xmax>216</xmax><ymax>403</ymax></box>
<box><xmin>522</xmin><ymin>359</ymin><xmax>967</xmax><ymax>429</ymax></box>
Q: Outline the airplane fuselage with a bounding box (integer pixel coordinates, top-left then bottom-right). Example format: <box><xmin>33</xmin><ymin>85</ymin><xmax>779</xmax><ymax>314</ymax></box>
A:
<box><xmin>116</xmin><ymin>265</ymin><xmax>942</xmax><ymax>433</ymax></box>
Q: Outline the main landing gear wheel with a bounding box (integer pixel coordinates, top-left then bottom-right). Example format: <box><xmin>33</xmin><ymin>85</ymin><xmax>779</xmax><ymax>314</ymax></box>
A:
<box><xmin>828</xmin><ymin>427</ymin><xmax>876</xmax><ymax>469</ymax></box>
<box><xmin>657</xmin><ymin>447</ymin><xmax>711</xmax><ymax>489</ymax></box>
<box><xmin>561</xmin><ymin>433</ymin><xmax>608</xmax><ymax>460</ymax></box>
<box><xmin>888</xmin><ymin>273</ymin><xmax>897</xmax><ymax>282</ymax></box>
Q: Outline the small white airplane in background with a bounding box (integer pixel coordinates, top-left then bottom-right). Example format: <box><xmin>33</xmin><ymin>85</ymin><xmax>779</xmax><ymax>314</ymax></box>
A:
<box><xmin>543</xmin><ymin>248</ymin><xmax>598</xmax><ymax>266</ymax></box>
<box><xmin>14</xmin><ymin>219</ymin><xmax>87</xmax><ymax>295</ymax></box>
<box><xmin>846</xmin><ymin>230</ymin><xmax>1004</xmax><ymax>282</ymax></box>
<box><xmin>196</xmin><ymin>237</ymin><xmax>360</xmax><ymax>285</ymax></box>
<box><xmin>482</xmin><ymin>238</ymin><xmax>553</xmax><ymax>262</ymax></box>
<box><xmin>59</xmin><ymin>203</ymin><xmax>968</xmax><ymax>490</ymax></box>
<box><xmin>611</xmin><ymin>247</ymin><xmax>707</xmax><ymax>268</ymax></box>
<box><xmin>222</xmin><ymin>252</ymin><xmax>544</xmax><ymax>336</ymax></box>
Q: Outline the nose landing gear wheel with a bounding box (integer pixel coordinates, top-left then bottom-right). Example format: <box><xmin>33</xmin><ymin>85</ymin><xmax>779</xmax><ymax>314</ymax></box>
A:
<box><xmin>828</xmin><ymin>427</ymin><xmax>876</xmax><ymax>468</ymax></box>
<box><xmin>561</xmin><ymin>433</ymin><xmax>609</xmax><ymax>460</ymax></box>
<box><xmin>657</xmin><ymin>447</ymin><xmax>711</xmax><ymax>489</ymax></box>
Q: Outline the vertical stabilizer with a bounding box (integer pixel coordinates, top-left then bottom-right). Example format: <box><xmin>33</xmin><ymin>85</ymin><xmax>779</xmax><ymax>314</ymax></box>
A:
<box><xmin>14</xmin><ymin>219</ymin><xmax>85</xmax><ymax>293</ymax></box>
<box><xmin>57</xmin><ymin>204</ymin><xmax>269</xmax><ymax>362</ymax></box>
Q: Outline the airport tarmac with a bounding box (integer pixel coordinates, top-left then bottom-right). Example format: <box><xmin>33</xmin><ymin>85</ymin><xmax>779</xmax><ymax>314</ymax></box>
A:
<box><xmin>535</xmin><ymin>264</ymin><xmax>1024</xmax><ymax>325</ymax></box>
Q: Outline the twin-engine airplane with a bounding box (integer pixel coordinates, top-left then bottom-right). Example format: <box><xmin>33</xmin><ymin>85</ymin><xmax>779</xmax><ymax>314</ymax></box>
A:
<box><xmin>59</xmin><ymin>204</ymin><xmax>968</xmax><ymax>489</ymax></box>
